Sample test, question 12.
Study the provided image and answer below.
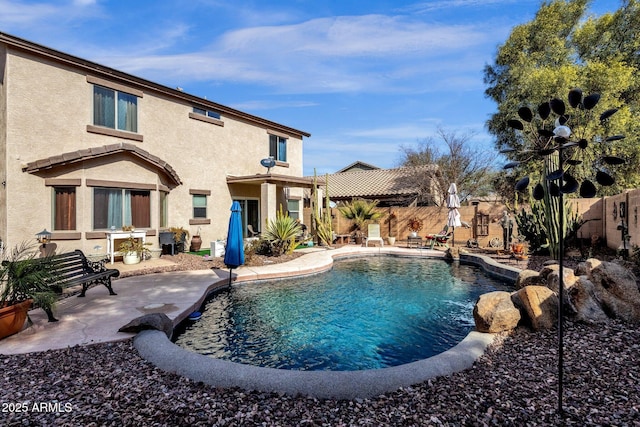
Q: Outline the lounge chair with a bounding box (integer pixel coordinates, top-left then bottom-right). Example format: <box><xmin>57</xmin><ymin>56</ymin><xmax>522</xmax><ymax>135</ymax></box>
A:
<box><xmin>425</xmin><ymin>226</ymin><xmax>452</xmax><ymax>249</ymax></box>
<box><xmin>365</xmin><ymin>224</ymin><xmax>384</xmax><ymax>247</ymax></box>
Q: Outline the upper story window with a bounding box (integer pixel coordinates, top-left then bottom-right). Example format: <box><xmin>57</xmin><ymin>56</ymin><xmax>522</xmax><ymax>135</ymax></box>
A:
<box><xmin>193</xmin><ymin>107</ymin><xmax>221</xmax><ymax>120</ymax></box>
<box><xmin>269</xmin><ymin>134</ymin><xmax>287</xmax><ymax>162</ymax></box>
<box><xmin>93</xmin><ymin>85</ymin><xmax>138</xmax><ymax>132</ymax></box>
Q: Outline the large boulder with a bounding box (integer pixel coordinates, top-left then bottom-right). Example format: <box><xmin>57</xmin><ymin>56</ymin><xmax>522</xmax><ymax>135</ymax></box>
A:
<box><xmin>515</xmin><ymin>269</ymin><xmax>546</xmax><ymax>289</ymax></box>
<box><xmin>545</xmin><ymin>265</ymin><xmax>578</xmax><ymax>295</ymax></box>
<box><xmin>473</xmin><ymin>291</ymin><xmax>521</xmax><ymax>333</ymax></box>
<box><xmin>515</xmin><ymin>286</ymin><xmax>557</xmax><ymax>330</ymax></box>
<box><xmin>587</xmin><ymin>261</ymin><xmax>640</xmax><ymax>322</ymax></box>
<box><xmin>567</xmin><ymin>277</ymin><xmax>609</xmax><ymax>324</ymax></box>
<box><xmin>119</xmin><ymin>313</ymin><xmax>174</xmax><ymax>339</ymax></box>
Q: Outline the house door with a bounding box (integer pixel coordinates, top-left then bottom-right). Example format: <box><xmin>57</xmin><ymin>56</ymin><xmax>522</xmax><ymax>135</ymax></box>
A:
<box><xmin>233</xmin><ymin>199</ymin><xmax>260</xmax><ymax>237</ymax></box>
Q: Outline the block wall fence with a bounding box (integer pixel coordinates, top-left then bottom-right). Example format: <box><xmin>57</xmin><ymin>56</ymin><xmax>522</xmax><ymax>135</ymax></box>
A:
<box><xmin>304</xmin><ymin>189</ymin><xmax>640</xmax><ymax>251</ymax></box>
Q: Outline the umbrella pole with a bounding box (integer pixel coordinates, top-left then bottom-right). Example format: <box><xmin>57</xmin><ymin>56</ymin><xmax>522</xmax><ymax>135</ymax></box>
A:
<box><xmin>228</xmin><ymin>268</ymin><xmax>233</xmax><ymax>287</ymax></box>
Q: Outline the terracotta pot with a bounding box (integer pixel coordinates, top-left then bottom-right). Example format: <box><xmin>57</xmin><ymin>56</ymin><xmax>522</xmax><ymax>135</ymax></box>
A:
<box><xmin>0</xmin><ymin>300</ymin><xmax>32</xmax><ymax>340</ymax></box>
<box><xmin>190</xmin><ymin>235</ymin><xmax>202</xmax><ymax>252</ymax></box>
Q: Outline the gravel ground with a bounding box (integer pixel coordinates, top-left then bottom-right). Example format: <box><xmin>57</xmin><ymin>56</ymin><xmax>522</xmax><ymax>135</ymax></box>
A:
<box><xmin>1</xmin><ymin>252</ymin><xmax>639</xmax><ymax>426</ymax></box>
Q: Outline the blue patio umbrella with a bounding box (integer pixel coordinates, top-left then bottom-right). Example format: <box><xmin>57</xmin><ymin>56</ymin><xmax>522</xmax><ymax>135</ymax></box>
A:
<box><xmin>224</xmin><ymin>201</ymin><xmax>245</xmax><ymax>286</ymax></box>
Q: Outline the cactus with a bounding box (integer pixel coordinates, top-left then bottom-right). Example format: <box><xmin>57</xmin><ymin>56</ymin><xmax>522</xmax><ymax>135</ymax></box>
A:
<box><xmin>312</xmin><ymin>170</ymin><xmax>334</xmax><ymax>247</ymax></box>
<box><xmin>515</xmin><ymin>202</ymin><xmax>549</xmax><ymax>254</ymax></box>
<box><xmin>542</xmin><ymin>151</ymin><xmax>564</xmax><ymax>259</ymax></box>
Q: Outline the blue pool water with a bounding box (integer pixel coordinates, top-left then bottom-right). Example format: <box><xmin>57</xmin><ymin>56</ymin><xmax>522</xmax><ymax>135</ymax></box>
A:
<box><xmin>174</xmin><ymin>257</ymin><xmax>512</xmax><ymax>371</ymax></box>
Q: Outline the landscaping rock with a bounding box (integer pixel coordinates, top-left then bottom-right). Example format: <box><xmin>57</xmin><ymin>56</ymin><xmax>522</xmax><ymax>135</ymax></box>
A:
<box><xmin>515</xmin><ymin>269</ymin><xmax>545</xmax><ymax>289</ymax></box>
<box><xmin>587</xmin><ymin>261</ymin><xmax>640</xmax><ymax>323</ymax></box>
<box><xmin>515</xmin><ymin>286</ymin><xmax>557</xmax><ymax>330</ymax></box>
<box><xmin>473</xmin><ymin>291</ymin><xmax>521</xmax><ymax>333</ymax></box>
<box><xmin>567</xmin><ymin>276</ymin><xmax>609</xmax><ymax>324</ymax></box>
<box><xmin>119</xmin><ymin>313</ymin><xmax>174</xmax><ymax>339</ymax></box>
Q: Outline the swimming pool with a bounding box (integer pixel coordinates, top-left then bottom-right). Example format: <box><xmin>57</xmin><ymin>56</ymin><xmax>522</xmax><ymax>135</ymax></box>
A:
<box><xmin>174</xmin><ymin>256</ymin><xmax>512</xmax><ymax>371</ymax></box>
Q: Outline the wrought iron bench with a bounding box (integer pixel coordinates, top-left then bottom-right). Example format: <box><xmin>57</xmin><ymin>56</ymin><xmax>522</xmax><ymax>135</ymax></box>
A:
<box><xmin>25</xmin><ymin>250</ymin><xmax>119</xmax><ymax>322</ymax></box>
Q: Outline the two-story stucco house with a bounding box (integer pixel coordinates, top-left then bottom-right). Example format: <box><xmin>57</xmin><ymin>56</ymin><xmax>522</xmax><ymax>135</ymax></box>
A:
<box><xmin>0</xmin><ymin>32</ymin><xmax>313</xmax><ymax>255</ymax></box>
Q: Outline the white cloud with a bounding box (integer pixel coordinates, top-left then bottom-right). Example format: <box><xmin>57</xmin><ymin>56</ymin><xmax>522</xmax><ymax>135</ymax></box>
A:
<box><xmin>230</xmin><ymin>99</ymin><xmax>318</xmax><ymax>111</ymax></box>
<box><xmin>0</xmin><ymin>0</ymin><xmax>58</xmax><ymax>24</ymax></box>
<box><xmin>402</xmin><ymin>0</ymin><xmax>532</xmax><ymax>14</ymax></box>
<box><xmin>87</xmin><ymin>13</ymin><xmax>500</xmax><ymax>96</ymax></box>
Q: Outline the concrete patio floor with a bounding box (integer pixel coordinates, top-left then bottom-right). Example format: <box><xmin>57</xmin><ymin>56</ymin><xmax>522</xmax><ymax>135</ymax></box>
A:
<box><xmin>0</xmin><ymin>245</ymin><xmax>449</xmax><ymax>355</ymax></box>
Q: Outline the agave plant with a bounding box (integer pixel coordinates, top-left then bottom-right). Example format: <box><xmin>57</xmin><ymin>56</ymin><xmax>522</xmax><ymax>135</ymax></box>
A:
<box><xmin>262</xmin><ymin>206</ymin><xmax>302</xmax><ymax>256</ymax></box>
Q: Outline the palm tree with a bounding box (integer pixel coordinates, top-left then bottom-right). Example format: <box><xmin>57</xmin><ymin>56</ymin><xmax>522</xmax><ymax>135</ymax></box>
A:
<box><xmin>338</xmin><ymin>199</ymin><xmax>383</xmax><ymax>241</ymax></box>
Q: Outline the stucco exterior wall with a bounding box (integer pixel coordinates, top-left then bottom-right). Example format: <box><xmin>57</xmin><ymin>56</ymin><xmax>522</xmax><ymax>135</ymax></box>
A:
<box><xmin>1</xmin><ymin>38</ymin><xmax>307</xmax><ymax>254</ymax></box>
<box><xmin>0</xmin><ymin>44</ymin><xmax>7</xmax><ymax>247</ymax></box>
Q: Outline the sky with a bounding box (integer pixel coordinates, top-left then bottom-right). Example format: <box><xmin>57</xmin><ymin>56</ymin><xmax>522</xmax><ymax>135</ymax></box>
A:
<box><xmin>0</xmin><ymin>0</ymin><xmax>622</xmax><ymax>176</ymax></box>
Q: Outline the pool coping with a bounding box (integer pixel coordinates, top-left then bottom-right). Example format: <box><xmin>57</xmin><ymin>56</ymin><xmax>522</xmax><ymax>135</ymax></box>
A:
<box><xmin>134</xmin><ymin>246</ymin><xmax>518</xmax><ymax>399</ymax></box>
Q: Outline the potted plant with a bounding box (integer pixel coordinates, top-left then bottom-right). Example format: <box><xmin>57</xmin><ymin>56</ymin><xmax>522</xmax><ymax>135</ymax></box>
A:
<box><xmin>407</xmin><ymin>217</ymin><xmax>423</xmax><ymax>237</ymax></box>
<box><xmin>0</xmin><ymin>242</ymin><xmax>58</xmax><ymax>339</ymax></box>
<box><xmin>190</xmin><ymin>227</ymin><xmax>202</xmax><ymax>252</ymax></box>
<box><xmin>169</xmin><ymin>226</ymin><xmax>189</xmax><ymax>252</ymax></box>
<box><xmin>118</xmin><ymin>236</ymin><xmax>150</xmax><ymax>265</ymax></box>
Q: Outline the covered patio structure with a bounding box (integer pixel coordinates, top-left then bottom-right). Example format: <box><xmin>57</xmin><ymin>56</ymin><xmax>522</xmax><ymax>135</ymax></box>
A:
<box><xmin>226</xmin><ymin>173</ymin><xmax>323</xmax><ymax>235</ymax></box>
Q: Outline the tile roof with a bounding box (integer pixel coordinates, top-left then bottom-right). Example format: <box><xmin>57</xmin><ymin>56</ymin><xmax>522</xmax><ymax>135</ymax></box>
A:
<box><xmin>324</xmin><ymin>165</ymin><xmax>437</xmax><ymax>199</ymax></box>
<box><xmin>335</xmin><ymin>161</ymin><xmax>380</xmax><ymax>173</ymax></box>
<box><xmin>22</xmin><ymin>142</ymin><xmax>182</xmax><ymax>186</ymax></box>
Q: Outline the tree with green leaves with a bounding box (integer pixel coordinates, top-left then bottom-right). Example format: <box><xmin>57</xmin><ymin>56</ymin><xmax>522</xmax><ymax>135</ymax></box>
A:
<box><xmin>485</xmin><ymin>0</ymin><xmax>640</xmax><ymax>196</ymax></box>
<box><xmin>399</xmin><ymin>127</ymin><xmax>495</xmax><ymax>205</ymax></box>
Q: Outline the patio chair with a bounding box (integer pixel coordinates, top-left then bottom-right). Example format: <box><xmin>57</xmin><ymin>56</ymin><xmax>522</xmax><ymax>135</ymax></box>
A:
<box><xmin>425</xmin><ymin>226</ymin><xmax>452</xmax><ymax>249</ymax></box>
<box><xmin>365</xmin><ymin>224</ymin><xmax>384</xmax><ymax>247</ymax></box>
<box><xmin>247</xmin><ymin>224</ymin><xmax>260</xmax><ymax>237</ymax></box>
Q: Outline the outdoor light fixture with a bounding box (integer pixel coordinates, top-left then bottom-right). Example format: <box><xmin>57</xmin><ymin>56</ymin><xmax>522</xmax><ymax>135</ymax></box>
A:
<box><xmin>36</xmin><ymin>228</ymin><xmax>52</xmax><ymax>244</ymax></box>
<box><xmin>503</xmin><ymin>88</ymin><xmax>626</xmax><ymax>415</ymax></box>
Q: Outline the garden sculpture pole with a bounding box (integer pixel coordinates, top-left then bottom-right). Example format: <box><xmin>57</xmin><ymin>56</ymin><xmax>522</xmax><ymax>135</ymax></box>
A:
<box><xmin>503</xmin><ymin>89</ymin><xmax>626</xmax><ymax>416</ymax></box>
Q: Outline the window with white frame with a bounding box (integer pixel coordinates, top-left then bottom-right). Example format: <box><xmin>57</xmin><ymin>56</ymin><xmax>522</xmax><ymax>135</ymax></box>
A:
<box><xmin>93</xmin><ymin>85</ymin><xmax>138</xmax><ymax>132</ymax></box>
<box><xmin>269</xmin><ymin>134</ymin><xmax>287</xmax><ymax>162</ymax></box>
<box><xmin>193</xmin><ymin>194</ymin><xmax>207</xmax><ymax>218</ymax></box>
<box><xmin>193</xmin><ymin>107</ymin><xmax>221</xmax><ymax>120</ymax></box>
<box><xmin>93</xmin><ymin>188</ymin><xmax>150</xmax><ymax>229</ymax></box>
<box><xmin>287</xmin><ymin>199</ymin><xmax>300</xmax><ymax>220</ymax></box>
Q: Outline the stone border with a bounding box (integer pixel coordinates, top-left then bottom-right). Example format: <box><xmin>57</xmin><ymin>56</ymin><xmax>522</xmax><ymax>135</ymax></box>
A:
<box><xmin>135</xmin><ymin>249</ymin><xmax>516</xmax><ymax>399</ymax></box>
<box><xmin>134</xmin><ymin>329</ymin><xmax>496</xmax><ymax>399</ymax></box>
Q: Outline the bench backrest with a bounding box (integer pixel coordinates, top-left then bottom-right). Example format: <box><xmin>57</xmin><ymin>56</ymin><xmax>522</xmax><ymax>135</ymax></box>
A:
<box><xmin>45</xmin><ymin>250</ymin><xmax>93</xmax><ymax>284</ymax></box>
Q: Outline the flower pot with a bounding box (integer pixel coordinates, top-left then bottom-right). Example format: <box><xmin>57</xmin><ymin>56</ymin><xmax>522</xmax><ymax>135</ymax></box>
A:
<box><xmin>387</xmin><ymin>237</ymin><xmax>396</xmax><ymax>245</ymax></box>
<box><xmin>410</xmin><ymin>232</ymin><xmax>418</xmax><ymax>238</ymax></box>
<box><xmin>149</xmin><ymin>248</ymin><xmax>163</xmax><ymax>259</ymax></box>
<box><xmin>122</xmin><ymin>252</ymin><xmax>141</xmax><ymax>265</ymax></box>
<box><xmin>512</xmin><ymin>243</ymin><xmax>525</xmax><ymax>254</ymax></box>
<box><xmin>0</xmin><ymin>300</ymin><xmax>32</xmax><ymax>340</ymax></box>
<box><xmin>190</xmin><ymin>235</ymin><xmax>202</xmax><ymax>252</ymax></box>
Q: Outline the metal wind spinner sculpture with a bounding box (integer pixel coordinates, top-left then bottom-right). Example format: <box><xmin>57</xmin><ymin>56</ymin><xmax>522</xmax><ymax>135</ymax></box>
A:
<box><xmin>502</xmin><ymin>88</ymin><xmax>626</xmax><ymax>415</ymax></box>
<box><xmin>503</xmin><ymin>88</ymin><xmax>625</xmax><ymax>200</ymax></box>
